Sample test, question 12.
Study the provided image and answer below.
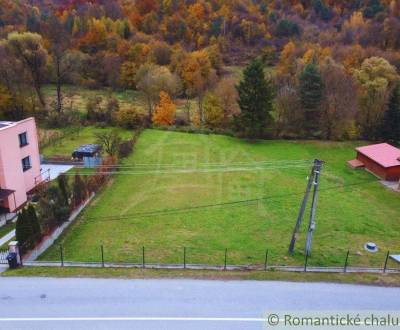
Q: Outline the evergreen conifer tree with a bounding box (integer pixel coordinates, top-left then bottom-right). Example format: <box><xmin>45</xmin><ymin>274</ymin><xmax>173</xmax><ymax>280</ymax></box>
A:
<box><xmin>236</xmin><ymin>59</ymin><xmax>274</xmax><ymax>138</ymax></box>
<box><xmin>380</xmin><ymin>83</ymin><xmax>400</xmax><ymax>143</ymax></box>
<box><xmin>299</xmin><ymin>63</ymin><xmax>324</xmax><ymax>137</ymax></box>
<box><xmin>26</xmin><ymin>204</ymin><xmax>41</xmax><ymax>243</ymax></box>
<box><xmin>15</xmin><ymin>208</ymin><xmax>33</xmax><ymax>251</ymax></box>
<box><xmin>57</xmin><ymin>174</ymin><xmax>69</xmax><ymax>206</ymax></box>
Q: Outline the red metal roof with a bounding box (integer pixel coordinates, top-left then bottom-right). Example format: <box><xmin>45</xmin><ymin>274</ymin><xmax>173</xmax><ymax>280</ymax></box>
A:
<box><xmin>356</xmin><ymin>143</ymin><xmax>400</xmax><ymax>168</ymax></box>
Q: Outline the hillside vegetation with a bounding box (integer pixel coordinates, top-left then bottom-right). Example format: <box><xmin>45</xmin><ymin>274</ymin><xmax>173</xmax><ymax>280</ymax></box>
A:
<box><xmin>0</xmin><ymin>0</ymin><xmax>400</xmax><ymax>142</ymax></box>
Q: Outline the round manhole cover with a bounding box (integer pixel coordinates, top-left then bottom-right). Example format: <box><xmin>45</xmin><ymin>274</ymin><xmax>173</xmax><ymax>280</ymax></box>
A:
<box><xmin>364</xmin><ymin>242</ymin><xmax>378</xmax><ymax>253</ymax></box>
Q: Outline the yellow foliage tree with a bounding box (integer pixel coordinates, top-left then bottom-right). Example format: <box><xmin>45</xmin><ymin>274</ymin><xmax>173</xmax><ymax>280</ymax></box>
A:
<box><xmin>278</xmin><ymin>40</ymin><xmax>297</xmax><ymax>74</ymax></box>
<box><xmin>152</xmin><ymin>91</ymin><xmax>176</xmax><ymax>126</ymax></box>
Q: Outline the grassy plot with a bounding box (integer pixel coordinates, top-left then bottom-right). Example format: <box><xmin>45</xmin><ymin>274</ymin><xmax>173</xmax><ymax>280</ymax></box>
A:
<box><xmin>43</xmin><ymin>85</ymin><xmax>146</xmax><ymax>113</ymax></box>
<box><xmin>0</xmin><ymin>221</ymin><xmax>15</xmax><ymax>239</ymax></box>
<box><xmin>40</xmin><ymin>126</ymin><xmax>134</xmax><ymax>158</ymax></box>
<box><xmin>39</xmin><ymin>130</ymin><xmax>400</xmax><ymax>268</ymax></box>
<box><xmin>43</xmin><ymin>84</ymin><xmax>197</xmax><ymax>118</ymax></box>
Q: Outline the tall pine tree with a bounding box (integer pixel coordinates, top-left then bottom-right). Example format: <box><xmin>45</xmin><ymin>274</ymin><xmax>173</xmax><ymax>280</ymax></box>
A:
<box><xmin>380</xmin><ymin>83</ymin><xmax>400</xmax><ymax>143</ymax></box>
<box><xmin>57</xmin><ymin>174</ymin><xmax>70</xmax><ymax>206</ymax></box>
<box><xmin>299</xmin><ymin>63</ymin><xmax>324</xmax><ymax>137</ymax></box>
<box><xmin>26</xmin><ymin>204</ymin><xmax>41</xmax><ymax>243</ymax></box>
<box><xmin>236</xmin><ymin>59</ymin><xmax>273</xmax><ymax>138</ymax></box>
<box><xmin>15</xmin><ymin>208</ymin><xmax>33</xmax><ymax>252</ymax></box>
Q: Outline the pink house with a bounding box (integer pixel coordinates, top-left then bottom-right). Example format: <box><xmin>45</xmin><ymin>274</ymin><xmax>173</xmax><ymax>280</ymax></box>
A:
<box><xmin>0</xmin><ymin>118</ymin><xmax>41</xmax><ymax>212</ymax></box>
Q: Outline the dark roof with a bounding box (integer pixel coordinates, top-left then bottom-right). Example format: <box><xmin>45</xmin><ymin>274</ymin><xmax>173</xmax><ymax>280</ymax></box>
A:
<box><xmin>0</xmin><ymin>189</ymin><xmax>15</xmax><ymax>200</ymax></box>
<box><xmin>72</xmin><ymin>144</ymin><xmax>101</xmax><ymax>158</ymax></box>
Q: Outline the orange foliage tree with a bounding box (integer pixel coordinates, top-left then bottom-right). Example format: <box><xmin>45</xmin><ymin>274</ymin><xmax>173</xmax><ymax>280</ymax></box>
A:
<box><xmin>152</xmin><ymin>91</ymin><xmax>176</xmax><ymax>126</ymax></box>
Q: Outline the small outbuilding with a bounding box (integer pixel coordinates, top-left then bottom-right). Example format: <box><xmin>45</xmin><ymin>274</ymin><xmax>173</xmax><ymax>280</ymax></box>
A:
<box><xmin>348</xmin><ymin>143</ymin><xmax>400</xmax><ymax>181</ymax></box>
<box><xmin>72</xmin><ymin>144</ymin><xmax>102</xmax><ymax>168</ymax></box>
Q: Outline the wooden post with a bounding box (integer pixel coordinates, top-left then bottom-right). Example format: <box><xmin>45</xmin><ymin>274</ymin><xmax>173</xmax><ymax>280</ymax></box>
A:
<box><xmin>383</xmin><ymin>251</ymin><xmax>390</xmax><ymax>273</ymax></box>
<box><xmin>224</xmin><ymin>248</ymin><xmax>227</xmax><ymax>270</ymax></box>
<box><xmin>264</xmin><ymin>249</ymin><xmax>269</xmax><ymax>271</ymax></box>
<box><xmin>344</xmin><ymin>250</ymin><xmax>350</xmax><ymax>273</ymax></box>
<box><xmin>101</xmin><ymin>245</ymin><xmax>104</xmax><ymax>268</ymax></box>
<box><xmin>183</xmin><ymin>247</ymin><xmax>186</xmax><ymax>269</ymax></box>
<box><xmin>60</xmin><ymin>245</ymin><xmax>64</xmax><ymax>267</ymax></box>
<box><xmin>142</xmin><ymin>246</ymin><xmax>145</xmax><ymax>269</ymax></box>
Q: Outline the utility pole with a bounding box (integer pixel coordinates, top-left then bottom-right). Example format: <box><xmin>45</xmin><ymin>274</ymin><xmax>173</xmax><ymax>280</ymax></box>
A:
<box><xmin>288</xmin><ymin>159</ymin><xmax>317</xmax><ymax>254</ymax></box>
<box><xmin>305</xmin><ymin>159</ymin><xmax>323</xmax><ymax>257</ymax></box>
<box><xmin>288</xmin><ymin>159</ymin><xmax>323</xmax><ymax>256</ymax></box>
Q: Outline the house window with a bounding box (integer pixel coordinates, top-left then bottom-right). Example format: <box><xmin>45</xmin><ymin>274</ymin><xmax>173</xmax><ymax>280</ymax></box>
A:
<box><xmin>22</xmin><ymin>156</ymin><xmax>31</xmax><ymax>172</ymax></box>
<box><xmin>19</xmin><ymin>132</ymin><xmax>28</xmax><ymax>147</ymax></box>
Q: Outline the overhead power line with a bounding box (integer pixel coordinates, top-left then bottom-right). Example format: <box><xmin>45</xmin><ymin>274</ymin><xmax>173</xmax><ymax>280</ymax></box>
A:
<box><xmin>81</xmin><ymin>178</ymin><xmax>378</xmax><ymax>223</ymax></box>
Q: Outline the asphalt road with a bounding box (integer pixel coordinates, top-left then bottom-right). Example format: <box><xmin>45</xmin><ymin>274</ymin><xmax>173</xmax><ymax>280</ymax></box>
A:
<box><xmin>0</xmin><ymin>277</ymin><xmax>399</xmax><ymax>329</ymax></box>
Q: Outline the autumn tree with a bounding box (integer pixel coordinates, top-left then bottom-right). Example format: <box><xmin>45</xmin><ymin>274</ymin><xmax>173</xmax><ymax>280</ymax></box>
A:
<box><xmin>299</xmin><ymin>63</ymin><xmax>324</xmax><ymax>137</ymax></box>
<box><xmin>152</xmin><ymin>91</ymin><xmax>176</xmax><ymax>126</ymax></box>
<box><xmin>274</xmin><ymin>76</ymin><xmax>302</xmax><ymax>138</ymax></box>
<box><xmin>236</xmin><ymin>59</ymin><xmax>274</xmax><ymax>138</ymax></box>
<box><xmin>0</xmin><ymin>40</ymin><xmax>37</xmax><ymax>119</ymax></box>
<box><xmin>0</xmin><ymin>85</ymin><xmax>12</xmax><ymax>118</ymax></box>
<box><xmin>135</xmin><ymin>64</ymin><xmax>181</xmax><ymax>120</ymax></box>
<box><xmin>215</xmin><ymin>77</ymin><xmax>239</xmax><ymax>122</ymax></box>
<box><xmin>203</xmin><ymin>92</ymin><xmax>225</xmax><ymax>128</ymax></box>
<box><xmin>320</xmin><ymin>58</ymin><xmax>358</xmax><ymax>140</ymax></box>
<box><xmin>175</xmin><ymin>50</ymin><xmax>217</xmax><ymax>122</ymax></box>
<box><xmin>45</xmin><ymin>15</ymin><xmax>71</xmax><ymax>113</ymax></box>
<box><xmin>354</xmin><ymin>57</ymin><xmax>398</xmax><ymax>139</ymax></box>
<box><xmin>6</xmin><ymin>32</ymin><xmax>48</xmax><ymax>108</ymax></box>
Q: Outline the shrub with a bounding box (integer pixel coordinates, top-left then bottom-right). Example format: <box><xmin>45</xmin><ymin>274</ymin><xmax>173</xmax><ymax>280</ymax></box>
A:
<box><xmin>114</xmin><ymin>107</ymin><xmax>145</xmax><ymax>129</ymax></box>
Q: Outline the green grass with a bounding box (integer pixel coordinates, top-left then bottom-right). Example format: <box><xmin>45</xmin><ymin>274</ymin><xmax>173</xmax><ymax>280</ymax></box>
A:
<box><xmin>40</xmin><ymin>126</ymin><xmax>134</xmax><ymax>158</ymax></box>
<box><xmin>39</xmin><ymin>130</ymin><xmax>400</xmax><ymax>269</ymax></box>
<box><xmin>4</xmin><ymin>267</ymin><xmax>400</xmax><ymax>287</ymax></box>
<box><xmin>0</xmin><ymin>222</ymin><xmax>15</xmax><ymax>239</ymax></box>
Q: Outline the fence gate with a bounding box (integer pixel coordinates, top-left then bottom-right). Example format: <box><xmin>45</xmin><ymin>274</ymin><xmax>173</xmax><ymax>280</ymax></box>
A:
<box><xmin>0</xmin><ymin>249</ymin><xmax>8</xmax><ymax>264</ymax></box>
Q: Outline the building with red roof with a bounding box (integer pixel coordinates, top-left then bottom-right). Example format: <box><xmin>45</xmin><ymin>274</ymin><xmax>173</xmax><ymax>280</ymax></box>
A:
<box><xmin>348</xmin><ymin>143</ymin><xmax>400</xmax><ymax>181</ymax></box>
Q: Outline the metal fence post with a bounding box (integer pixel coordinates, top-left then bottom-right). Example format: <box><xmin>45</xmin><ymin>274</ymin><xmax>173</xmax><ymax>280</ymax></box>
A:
<box><xmin>304</xmin><ymin>253</ymin><xmax>308</xmax><ymax>272</ymax></box>
<box><xmin>183</xmin><ymin>247</ymin><xmax>186</xmax><ymax>269</ymax></box>
<box><xmin>264</xmin><ymin>249</ymin><xmax>269</xmax><ymax>271</ymax></box>
<box><xmin>101</xmin><ymin>245</ymin><xmax>104</xmax><ymax>268</ymax></box>
<box><xmin>383</xmin><ymin>251</ymin><xmax>390</xmax><ymax>273</ymax></box>
<box><xmin>142</xmin><ymin>246</ymin><xmax>145</xmax><ymax>269</ymax></box>
<box><xmin>344</xmin><ymin>250</ymin><xmax>350</xmax><ymax>273</ymax></box>
<box><xmin>224</xmin><ymin>248</ymin><xmax>227</xmax><ymax>270</ymax></box>
<box><xmin>60</xmin><ymin>245</ymin><xmax>64</xmax><ymax>267</ymax></box>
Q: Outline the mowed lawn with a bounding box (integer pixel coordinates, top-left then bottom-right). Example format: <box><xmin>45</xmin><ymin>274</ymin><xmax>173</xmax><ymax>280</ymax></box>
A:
<box><xmin>40</xmin><ymin>130</ymin><xmax>400</xmax><ymax>268</ymax></box>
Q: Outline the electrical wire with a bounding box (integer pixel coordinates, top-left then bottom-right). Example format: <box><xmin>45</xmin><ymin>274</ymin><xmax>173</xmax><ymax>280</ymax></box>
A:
<box><xmin>81</xmin><ymin>178</ymin><xmax>379</xmax><ymax>223</ymax></box>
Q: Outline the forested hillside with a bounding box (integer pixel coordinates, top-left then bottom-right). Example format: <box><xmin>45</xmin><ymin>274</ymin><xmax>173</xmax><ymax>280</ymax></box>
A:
<box><xmin>1</xmin><ymin>0</ymin><xmax>400</xmax><ymax>140</ymax></box>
